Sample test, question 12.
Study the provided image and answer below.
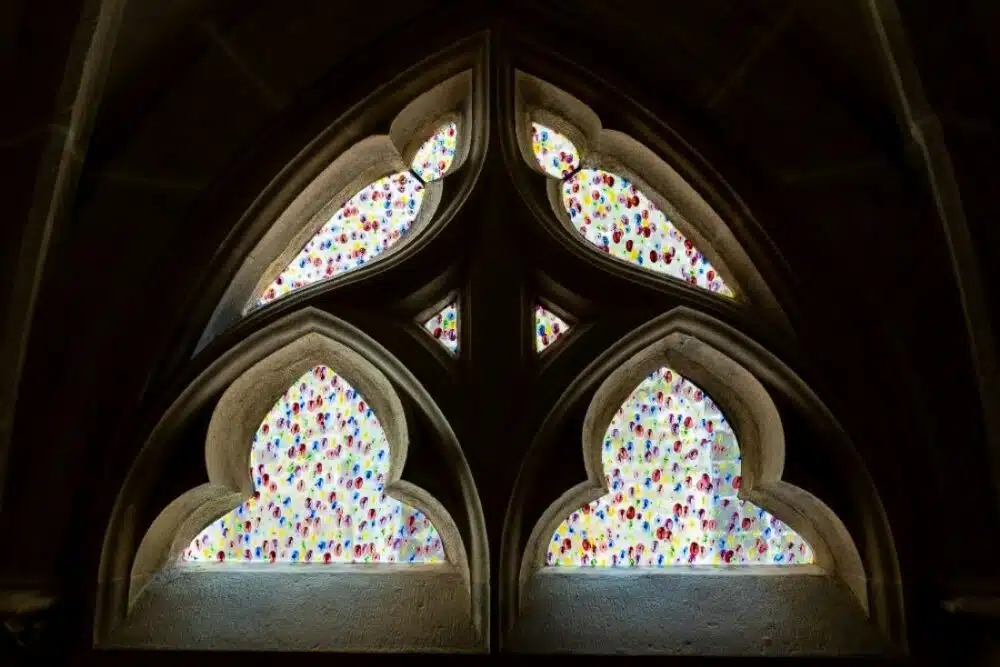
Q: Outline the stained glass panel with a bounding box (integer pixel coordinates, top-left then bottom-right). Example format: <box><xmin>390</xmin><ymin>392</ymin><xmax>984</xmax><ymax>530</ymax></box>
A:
<box><xmin>561</xmin><ymin>169</ymin><xmax>734</xmax><ymax>297</ymax></box>
<box><xmin>183</xmin><ymin>365</ymin><xmax>444</xmax><ymax>564</ymax></box>
<box><xmin>256</xmin><ymin>172</ymin><xmax>424</xmax><ymax>307</ymax></box>
<box><xmin>410</xmin><ymin>121</ymin><xmax>459</xmax><ymax>182</ymax></box>
<box><xmin>547</xmin><ymin>367</ymin><xmax>813</xmax><ymax>567</ymax></box>
<box><xmin>531</xmin><ymin>122</ymin><xmax>580</xmax><ymax>178</ymax></box>
<box><xmin>422</xmin><ymin>302</ymin><xmax>459</xmax><ymax>354</ymax></box>
<box><xmin>535</xmin><ymin>305</ymin><xmax>571</xmax><ymax>353</ymax></box>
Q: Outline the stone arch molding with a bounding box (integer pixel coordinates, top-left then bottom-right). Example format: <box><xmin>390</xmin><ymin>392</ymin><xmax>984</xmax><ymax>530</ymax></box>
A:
<box><xmin>96</xmin><ymin>308</ymin><xmax>488</xmax><ymax>652</ymax></box>
<box><xmin>197</xmin><ymin>54</ymin><xmax>487</xmax><ymax>352</ymax></box>
<box><xmin>502</xmin><ymin>307</ymin><xmax>904</xmax><ymax>653</ymax></box>
<box><xmin>241</xmin><ymin>74</ymin><xmax>472</xmax><ymax>313</ymax></box>
<box><xmin>510</xmin><ymin>72</ymin><xmax>791</xmax><ymax>331</ymax></box>
<box><xmin>519</xmin><ymin>329</ymin><xmax>867</xmax><ymax>608</ymax></box>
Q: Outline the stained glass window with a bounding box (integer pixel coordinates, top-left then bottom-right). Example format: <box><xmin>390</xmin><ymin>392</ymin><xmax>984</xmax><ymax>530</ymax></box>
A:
<box><xmin>411</xmin><ymin>121</ymin><xmax>458</xmax><ymax>182</ymax></box>
<box><xmin>529</xmin><ymin>123</ymin><xmax>733</xmax><ymax>297</ymax></box>
<box><xmin>254</xmin><ymin>120</ymin><xmax>461</xmax><ymax>309</ymax></box>
<box><xmin>535</xmin><ymin>305</ymin><xmax>570</xmax><ymax>353</ymax></box>
<box><xmin>531</xmin><ymin>122</ymin><xmax>580</xmax><ymax>178</ymax></box>
<box><xmin>547</xmin><ymin>367</ymin><xmax>813</xmax><ymax>567</ymax></box>
<box><xmin>422</xmin><ymin>302</ymin><xmax>459</xmax><ymax>354</ymax></box>
<box><xmin>257</xmin><ymin>173</ymin><xmax>425</xmax><ymax>307</ymax></box>
<box><xmin>183</xmin><ymin>365</ymin><xmax>444</xmax><ymax>564</ymax></box>
<box><xmin>562</xmin><ymin>170</ymin><xmax>733</xmax><ymax>296</ymax></box>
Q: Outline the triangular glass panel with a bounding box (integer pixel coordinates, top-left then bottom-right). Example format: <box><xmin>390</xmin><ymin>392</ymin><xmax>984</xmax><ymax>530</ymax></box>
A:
<box><xmin>183</xmin><ymin>364</ymin><xmax>444</xmax><ymax>564</ymax></box>
<box><xmin>535</xmin><ymin>305</ymin><xmax>571</xmax><ymax>353</ymax></box>
<box><xmin>256</xmin><ymin>172</ymin><xmax>424</xmax><ymax>307</ymax></box>
<box><xmin>411</xmin><ymin>120</ymin><xmax>459</xmax><ymax>182</ymax></box>
<box><xmin>422</xmin><ymin>302</ymin><xmax>459</xmax><ymax>355</ymax></box>
<box><xmin>561</xmin><ymin>169</ymin><xmax>735</xmax><ymax>297</ymax></box>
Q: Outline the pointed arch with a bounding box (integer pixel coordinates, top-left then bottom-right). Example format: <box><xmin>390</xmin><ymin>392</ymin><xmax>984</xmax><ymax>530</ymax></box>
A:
<box><xmin>543</xmin><ymin>365</ymin><xmax>816</xmax><ymax>568</ymax></box>
<box><xmin>193</xmin><ymin>37</ymin><xmax>489</xmax><ymax>355</ymax></box>
<box><xmin>96</xmin><ymin>308</ymin><xmax>488</xmax><ymax>652</ymax></box>
<box><xmin>521</xmin><ymin>332</ymin><xmax>852</xmax><ymax>584</ymax></box>
<box><xmin>243</xmin><ymin>71</ymin><xmax>472</xmax><ymax>311</ymax></box>
<box><xmin>515</xmin><ymin>73</ymin><xmax>744</xmax><ymax>299</ymax></box>
<box><xmin>501</xmin><ymin>307</ymin><xmax>903</xmax><ymax>653</ymax></box>
<box><xmin>520</xmin><ymin>326</ymin><xmax>862</xmax><ymax>601</ymax></box>
<box><xmin>501</xmin><ymin>70</ymin><xmax>793</xmax><ymax>334</ymax></box>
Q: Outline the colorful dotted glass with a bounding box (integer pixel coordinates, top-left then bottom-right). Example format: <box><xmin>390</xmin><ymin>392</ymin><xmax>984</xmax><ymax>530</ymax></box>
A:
<box><xmin>561</xmin><ymin>169</ymin><xmax>734</xmax><ymax>296</ymax></box>
<box><xmin>529</xmin><ymin>122</ymin><xmax>734</xmax><ymax>297</ymax></box>
<box><xmin>531</xmin><ymin>122</ymin><xmax>580</xmax><ymax>178</ymax></box>
<box><xmin>254</xmin><ymin>119</ymin><xmax>461</xmax><ymax>310</ymax></box>
<box><xmin>257</xmin><ymin>173</ymin><xmax>425</xmax><ymax>307</ymax></box>
<box><xmin>423</xmin><ymin>302</ymin><xmax>459</xmax><ymax>354</ymax></box>
<box><xmin>183</xmin><ymin>365</ymin><xmax>444</xmax><ymax>564</ymax></box>
<box><xmin>547</xmin><ymin>366</ymin><xmax>813</xmax><ymax>567</ymax></box>
<box><xmin>411</xmin><ymin>121</ymin><xmax>458</xmax><ymax>182</ymax></box>
<box><xmin>535</xmin><ymin>305</ymin><xmax>571</xmax><ymax>353</ymax></box>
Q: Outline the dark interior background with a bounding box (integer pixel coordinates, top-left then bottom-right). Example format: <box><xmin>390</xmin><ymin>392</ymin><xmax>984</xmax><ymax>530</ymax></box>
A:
<box><xmin>3</xmin><ymin>0</ymin><xmax>999</xmax><ymax>662</ymax></box>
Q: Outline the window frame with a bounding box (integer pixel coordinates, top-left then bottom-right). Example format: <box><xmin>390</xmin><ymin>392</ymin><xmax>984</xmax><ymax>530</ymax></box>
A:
<box><xmin>96</xmin><ymin>308</ymin><xmax>489</xmax><ymax>652</ymax></box>
<box><xmin>94</xmin><ymin>29</ymin><xmax>904</xmax><ymax>656</ymax></box>
<box><xmin>494</xmin><ymin>36</ymin><xmax>904</xmax><ymax>652</ymax></box>
<box><xmin>192</xmin><ymin>39</ymin><xmax>490</xmax><ymax>356</ymax></box>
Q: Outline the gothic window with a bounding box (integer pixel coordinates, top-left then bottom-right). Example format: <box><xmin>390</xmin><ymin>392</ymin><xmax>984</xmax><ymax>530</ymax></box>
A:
<box><xmin>502</xmin><ymin>70</ymin><xmax>894</xmax><ymax>656</ymax></box>
<box><xmin>254</xmin><ymin>171</ymin><xmax>428</xmax><ymax>308</ymax></box>
<box><xmin>182</xmin><ymin>364</ymin><xmax>445</xmax><ymax>565</ymax></box>
<box><xmin>97</xmin><ymin>58</ymin><xmax>490</xmax><ymax>654</ymax></box>
<box><xmin>96</xmin><ymin>37</ymin><xmax>898</xmax><ymax>657</ymax></box>
<box><xmin>249</xmin><ymin>120</ymin><xmax>463</xmax><ymax>311</ymax></box>
<box><xmin>253</xmin><ymin>122</ymin><xmax>461</xmax><ymax>310</ymax></box>
<box><xmin>546</xmin><ymin>366</ymin><xmax>813</xmax><ymax>568</ymax></box>
<box><xmin>527</xmin><ymin>124</ymin><xmax>733</xmax><ymax>296</ymax></box>
<box><xmin>506</xmin><ymin>314</ymin><xmax>885</xmax><ymax>655</ymax></box>
<box><xmin>559</xmin><ymin>167</ymin><xmax>734</xmax><ymax>296</ymax></box>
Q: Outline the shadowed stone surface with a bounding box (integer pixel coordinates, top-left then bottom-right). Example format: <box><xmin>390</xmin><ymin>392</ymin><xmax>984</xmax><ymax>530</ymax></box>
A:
<box><xmin>108</xmin><ymin>566</ymin><xmax>478</xmax><ymax>652</ymax></box>
<box><xmin>509</xmin><ymin>569</ymin><xmax>891</xmax><ymax>656</ymax></box>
